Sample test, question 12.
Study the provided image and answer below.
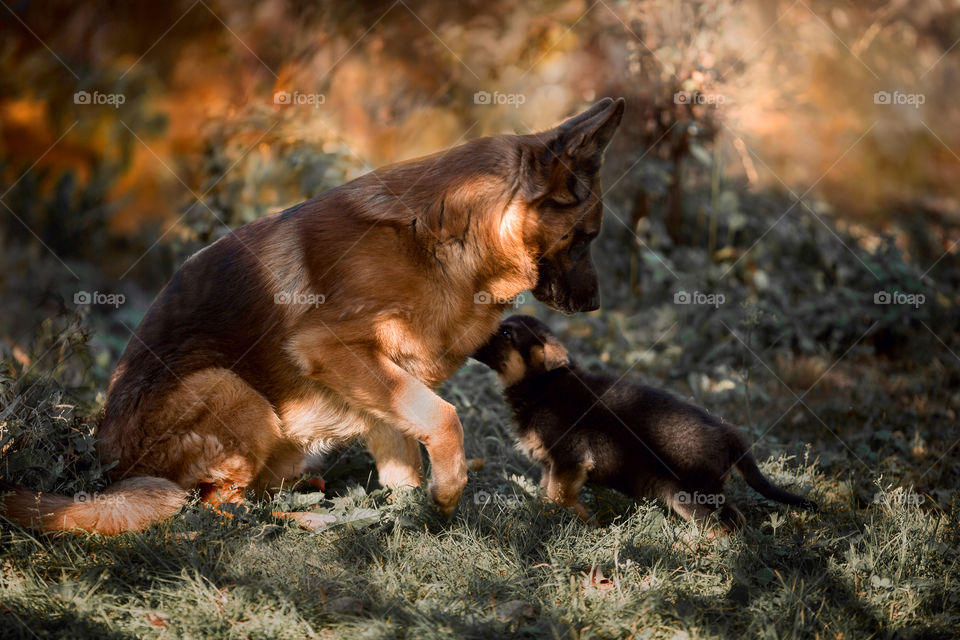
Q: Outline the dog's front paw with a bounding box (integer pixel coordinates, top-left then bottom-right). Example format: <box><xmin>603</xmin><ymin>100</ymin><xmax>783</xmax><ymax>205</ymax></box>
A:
<box><xmin>430</xmin><ymin>486</ymin><xmax>460</xmax><ymax>516</ymax></box>
<box><xmin>429</xmin><ymin>464</ymin><xmax>467</xmax><ymax>516</ymax></box>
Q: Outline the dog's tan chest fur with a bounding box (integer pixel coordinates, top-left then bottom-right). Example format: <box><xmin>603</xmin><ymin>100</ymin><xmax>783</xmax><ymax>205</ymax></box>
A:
<box><xmin>277</xmin><ymin>382</ymin><xmax>376</xmax><ymax>451</ymax></box>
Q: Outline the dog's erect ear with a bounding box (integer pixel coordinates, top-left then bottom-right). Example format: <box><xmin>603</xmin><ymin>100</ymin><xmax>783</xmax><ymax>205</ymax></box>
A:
<box><xmin>552</xmin><ymin>97</ymin><xmax>625</xmax><ymax>161</ymax></box>
<box><xmin>518</xmin><ymin>98</ymin><xmax>625</xmax><ymax>202</ymax></box>
<box><xmin>530</xmin><ymin>337</ymin><xmax>570</xmax><ymax>372</ymax></box>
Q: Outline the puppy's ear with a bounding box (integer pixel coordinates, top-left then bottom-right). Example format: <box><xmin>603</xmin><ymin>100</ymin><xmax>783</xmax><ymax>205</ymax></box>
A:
<box><xmin>530</xmin><ymin>337</ymin><xmax>570</xmax><ymax>371</ymax></box>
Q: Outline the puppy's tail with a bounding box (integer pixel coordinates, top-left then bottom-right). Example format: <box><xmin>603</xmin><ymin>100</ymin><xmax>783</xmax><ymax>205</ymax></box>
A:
<box><xmin>0</xmin><ymin>477</ymin><xmax>188</xmax><ymax>535</ymax></box>
<box><xmin>728</xmin><ymin>435</ymin><xmax>818</xmax><ymax>511</ymax></box>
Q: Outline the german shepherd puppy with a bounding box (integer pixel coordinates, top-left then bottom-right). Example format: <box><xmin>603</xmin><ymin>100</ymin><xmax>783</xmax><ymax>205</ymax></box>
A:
<box><xmin>472</xmin><ymin>315</ymin><xmax>817</xmax><ymax>531</ymax></box>
<box><xmin>2</xmin><ymin>99</ymin><xmax>625</xmax><ymax>534</ymax></box>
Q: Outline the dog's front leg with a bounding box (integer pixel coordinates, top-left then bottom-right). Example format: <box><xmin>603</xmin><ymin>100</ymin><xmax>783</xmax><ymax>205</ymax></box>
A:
<box><xmin>298</xmin><ymin>340</ymin><xmax>467</xmax><ymax>515</ymax></box>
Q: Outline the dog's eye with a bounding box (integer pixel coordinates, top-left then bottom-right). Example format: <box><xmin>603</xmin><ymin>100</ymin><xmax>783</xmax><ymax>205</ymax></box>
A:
<box><xmin>542</xmin><ymin>197</ymin><xmax>578</xmax><ymax>210</ymax></box>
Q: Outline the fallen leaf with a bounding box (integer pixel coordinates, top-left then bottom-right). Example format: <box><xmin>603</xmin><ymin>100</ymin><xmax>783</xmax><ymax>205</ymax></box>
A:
<box><xmin>146</xmin><ymin>612</ymin><xmax>169</xmax><ymax>627</ymax></box>
<box><xmin>582</xmin><ymin>566</ymin><xmax>615</xmax><ymax>591</ymax></box>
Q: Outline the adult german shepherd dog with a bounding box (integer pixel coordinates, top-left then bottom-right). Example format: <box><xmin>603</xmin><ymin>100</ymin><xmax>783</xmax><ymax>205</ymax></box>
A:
<box><xmin>3</xmin><ymin>98</ymin><xmax>625</xmax><ymax>534</ymax></box>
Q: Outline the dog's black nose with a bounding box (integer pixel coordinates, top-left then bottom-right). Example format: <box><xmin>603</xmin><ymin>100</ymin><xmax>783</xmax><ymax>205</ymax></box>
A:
<box><xmin>577</xmin><ymin>294</ymin><xmax>600</xmax><ymax>312</ymax></box>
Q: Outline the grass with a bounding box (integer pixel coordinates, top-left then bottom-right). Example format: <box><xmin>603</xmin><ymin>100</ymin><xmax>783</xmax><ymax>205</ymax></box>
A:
<box><xmin>2</xmin><ymin>353</ymin><xmax>958</xmax><ymax>639</ymax></box>
<box><xmin>2</xmin><ymin>204</ymin><xmax>959</xmax><ymax>639</ymax></box>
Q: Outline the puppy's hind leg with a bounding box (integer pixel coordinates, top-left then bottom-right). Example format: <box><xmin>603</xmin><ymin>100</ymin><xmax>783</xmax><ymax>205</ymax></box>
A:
<box><xmin>718</xmin><ymin>501</ymin><xmax>746</xmax><ymax>532</ymax></box>
<box><xmin>662</xmin><ymin>484</ymin><xmax>729</xmax><ymax>541</ymax></box>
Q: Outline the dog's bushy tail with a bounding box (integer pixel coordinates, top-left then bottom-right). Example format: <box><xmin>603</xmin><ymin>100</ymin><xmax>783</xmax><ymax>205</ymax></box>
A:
<box><xmin>1</xmin><ymin>477</ymin><xmax>187</xmax><ymax>534</ymax></box>
<box><xmin>728</xmin><ymin>434</ymin><xmax>818</xmax><ymax>511</ymax></box>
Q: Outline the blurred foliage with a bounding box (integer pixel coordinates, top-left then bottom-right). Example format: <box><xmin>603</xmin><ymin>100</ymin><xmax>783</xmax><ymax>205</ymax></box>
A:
<box><xmin>0</xmin><ymin>313</ymin><xmax>109</xmax><ymax>496</ymax></box>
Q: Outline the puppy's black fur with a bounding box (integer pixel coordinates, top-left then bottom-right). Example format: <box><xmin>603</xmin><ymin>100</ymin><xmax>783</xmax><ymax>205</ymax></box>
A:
<box><xmin>473</xmin><ymin>314</ymin><xmax>817</xmax><ymax>530</ymax></box>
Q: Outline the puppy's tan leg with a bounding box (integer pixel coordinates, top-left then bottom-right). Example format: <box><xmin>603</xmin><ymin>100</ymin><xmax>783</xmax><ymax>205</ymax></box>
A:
<box><xmin>663</xmin><ymin>486</ymin><xmax>731</xmax><ymax>540</ymax></box>
<box><xmin>364</xmin><ymin>423</ymin><xmax>424</xmax><ymax>489</ymax></box>
<box><xmin>546</xmin><ymin>462</ymin><xmax>592</xmax><ymax>521</ymax></box>
<box><xmin>718</xmin><ymin>502</ymin><xmax>746</xmax><ymax>531</ymax></box>
<box><xmin>293</xmin><ymin>338</ymin><xmax>466</xmax><ymax>515</ymax></box>
<box><xmin>539</xmin><ymin>463</ymin><xmax>552</xmax><ymax>494</ymax></box>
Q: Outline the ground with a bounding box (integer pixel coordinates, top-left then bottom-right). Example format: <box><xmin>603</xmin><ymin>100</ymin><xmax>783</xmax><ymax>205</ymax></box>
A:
<box><xmin>2</xmin><ymin>195</ymin><xmax>959</xmax><ymax>640</ymax></box>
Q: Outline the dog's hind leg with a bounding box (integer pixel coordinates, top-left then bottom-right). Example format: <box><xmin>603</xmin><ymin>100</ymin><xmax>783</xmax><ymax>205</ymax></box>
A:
<box><xmin>141</xmin><ymin>368</ymin><xmax>329</xmax><ymax>531</ymax></box>
<box><xmin>364</xmin><ymin>422</ymin><xmax>424</xmax><ymax>490</ymax></box>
